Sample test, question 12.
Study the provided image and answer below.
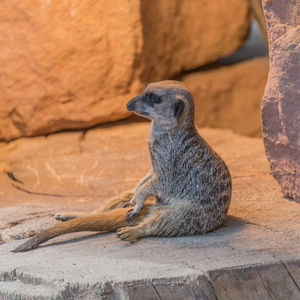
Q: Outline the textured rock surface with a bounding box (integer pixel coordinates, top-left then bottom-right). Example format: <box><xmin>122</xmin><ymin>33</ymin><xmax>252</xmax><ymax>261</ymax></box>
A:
<box><xmin>0</xmin><ymin>123</ymin><xmax>299</xmax><ymax>299</ymax></box>
<box><xmin>0</xmin><ymin>0</ymin><xmax>143</xmax><ymax>141</ymax></box>
<box><xmin>179</xmin><ymin>57</ymin><xmax>269</xmax><ymax>137</ymax></box>
<box><xmin>140</xmin><ymin>0</ymin><xmax>251</xmax><ymax>82</ymax></box>
<box><xmin>262</xmin><ymin>0</ymin><xmax>300</xmax><ymax>202</ymax></box>
<box><xmin>0</xmin><ymin>0</ymin><xmax>251</xmax><ymax>141</ymax></box>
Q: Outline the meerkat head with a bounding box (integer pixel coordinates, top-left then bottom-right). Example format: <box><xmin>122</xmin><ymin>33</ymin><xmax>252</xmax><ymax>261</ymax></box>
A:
<box><xmin>127</xmin><ymin>80</ymin><xmax>195</xmax><ymax>128</ymax></box>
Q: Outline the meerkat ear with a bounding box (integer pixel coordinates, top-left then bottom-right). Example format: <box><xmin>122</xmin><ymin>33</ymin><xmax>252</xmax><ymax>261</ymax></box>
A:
<box><xmin>174</xmin><ymin>99</ymin><xmax>185</xmax><ymax>118</ymax></box>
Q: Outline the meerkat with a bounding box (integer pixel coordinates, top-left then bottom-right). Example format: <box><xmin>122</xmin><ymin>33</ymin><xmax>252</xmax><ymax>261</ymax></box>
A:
<box><xmin>13</xmin><ymin>80</ymin><xmax>232</xmax><ymax>252</ymax></box>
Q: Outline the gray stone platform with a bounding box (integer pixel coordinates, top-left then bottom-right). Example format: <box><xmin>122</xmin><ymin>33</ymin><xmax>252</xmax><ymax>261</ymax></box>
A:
<box><xmin>0</xmin><ymin>123</ymin><xmax>299</xmax><ymax>299</ymax></box>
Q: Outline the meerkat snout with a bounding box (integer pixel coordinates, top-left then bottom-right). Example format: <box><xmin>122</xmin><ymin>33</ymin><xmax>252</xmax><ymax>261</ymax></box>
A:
<box><xmin>126</xmin><ymin>103</ymin><xmax>133</xmax><ymax>111</ymax></box>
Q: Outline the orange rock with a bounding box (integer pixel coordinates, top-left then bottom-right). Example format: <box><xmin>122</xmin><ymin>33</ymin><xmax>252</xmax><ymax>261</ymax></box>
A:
<box><xmin>0</xmin><ymin>0</ymin><xmax>143</xmax><ymax>141</ymax></box>
<box><xmin>140</xmin><ymin>0</ymin><xmax>251</xmax><ymax>81</ymax></box>
<box><xmin>0</xmin><ymin>0</ymin><xmax>251</xmax><ymax>141</ymax></box>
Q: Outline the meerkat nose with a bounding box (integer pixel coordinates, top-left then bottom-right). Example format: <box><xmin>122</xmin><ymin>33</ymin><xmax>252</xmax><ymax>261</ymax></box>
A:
<box><xmin>126</xmin><ymin>103</ymin><xmax>133</xmax><ymax>111</ymax></box>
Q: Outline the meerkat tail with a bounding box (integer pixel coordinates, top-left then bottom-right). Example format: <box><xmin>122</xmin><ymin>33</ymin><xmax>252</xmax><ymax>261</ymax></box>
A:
<box><xmin>12</xmin><ymin>208</ymin><xmax>144</xmax><ymax>252</ymax></box>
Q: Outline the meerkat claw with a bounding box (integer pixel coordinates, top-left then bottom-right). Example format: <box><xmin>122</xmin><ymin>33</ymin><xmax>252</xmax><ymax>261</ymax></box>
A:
<box><xmin>125</xmin><ymin>210</ymin><xmax>138</xmax><ymax>222</ymax></box>
<box><xmin>125</xmin><ymin>209</ymin><xmax>134</xmax><ymax>216</ymax></box>
<box><xmin>122</xmin><ymin>202</ymin><xmax>131</xmax><ymax>208</ymax></box>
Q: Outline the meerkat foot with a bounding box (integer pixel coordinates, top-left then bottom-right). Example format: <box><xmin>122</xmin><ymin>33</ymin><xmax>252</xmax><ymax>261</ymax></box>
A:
<box><xmin>116</xmin><ymin>227</ymin><xmax>144</xmax><ymax>242</ymax></box>
<box><xmin>53</xmin><ymin>212</ymin><xmax>88</xmax><ymax>222</ymax></box>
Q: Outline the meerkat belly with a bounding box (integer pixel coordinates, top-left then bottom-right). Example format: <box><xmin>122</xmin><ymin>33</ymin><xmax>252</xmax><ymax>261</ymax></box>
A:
<box><xmin>150</xmin><ymin>140</ymin><xmax>224</xmax><ymax>205</ymax></box>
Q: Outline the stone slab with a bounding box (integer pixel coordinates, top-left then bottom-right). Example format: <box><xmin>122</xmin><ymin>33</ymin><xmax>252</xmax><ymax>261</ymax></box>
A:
<box><xmin>0</xmin><ymin>123</ymin><xmax>299</xmax><ymax>299</ymax></box>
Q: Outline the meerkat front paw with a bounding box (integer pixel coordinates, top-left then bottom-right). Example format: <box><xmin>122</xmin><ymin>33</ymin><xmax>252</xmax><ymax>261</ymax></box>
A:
<box><xmin>116</xmin><ymin>227</ymin><xmax>143</xmax><ymax>242</ymax></box>
<box><xmin>122</xmin><ymin>196</ymin><xmax>137</xmax><ymax>208</ymax></box>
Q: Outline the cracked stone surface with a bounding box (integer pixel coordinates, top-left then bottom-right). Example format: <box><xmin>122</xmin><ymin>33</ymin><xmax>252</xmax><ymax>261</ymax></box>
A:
<box><xmin>0</xmin><ymin>123</ymin><xmax>299</xmax><ymax>299</ymax></box>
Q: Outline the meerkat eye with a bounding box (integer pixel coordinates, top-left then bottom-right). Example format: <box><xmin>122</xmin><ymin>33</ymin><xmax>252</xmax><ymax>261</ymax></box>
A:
<box><xmin>145</xmin><ymin>93</ymin><xmax>161</xmax><ymax>105</ymax></box>
<box><xmin>147</xmin><ymin>97</ymin><xmax>155</xmax><ymax>104</ymax></box>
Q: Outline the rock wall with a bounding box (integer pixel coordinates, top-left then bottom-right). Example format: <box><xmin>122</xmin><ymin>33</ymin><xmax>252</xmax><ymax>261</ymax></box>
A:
<box><xmin>0</xmin><ymin>0</ymin><xmax>251</xmax><ymax>141</ymax></box>
<box><xmin>140</xmin><ymin>0</ymin><xmax>251</xmax><ymax>82</ymax></box>
<box><xmin>262</xmin><ymin>0</ymin><xmax>300</xmax><ymax>202</ymax></box>
<box><xmin>0</xmin><ymin>0</ymin><xmax>143</xmax><ymax>141</ymax></box>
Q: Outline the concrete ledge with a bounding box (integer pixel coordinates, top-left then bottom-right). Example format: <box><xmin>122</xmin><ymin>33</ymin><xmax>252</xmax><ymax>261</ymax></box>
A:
<box><xmin>0</xmin><ymin>243</ymin><xmax>299</xmax><ymax>300</ymax></box>
<box><xmin>0</xmin><ymin>123</ymin><xmax>299</xmax><ymax>299</ymax></box>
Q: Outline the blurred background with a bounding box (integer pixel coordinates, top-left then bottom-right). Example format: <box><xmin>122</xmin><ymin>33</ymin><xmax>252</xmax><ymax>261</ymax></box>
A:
<box><xmin>0</xmin><ymin>0</ymin><xmax>268</xmax><ymax>142</ymax></box>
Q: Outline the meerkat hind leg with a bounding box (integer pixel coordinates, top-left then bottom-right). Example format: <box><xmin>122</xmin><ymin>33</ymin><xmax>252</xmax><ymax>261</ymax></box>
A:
<box><xmin>117</xmin><ymin>206</ymin><xmax>166</xmax><ymax>242</ymax></box>
<box><xmin>13</xmin><ymin>205</ymin><xmax>152</xmax><ymax>252</ymax></box>
<box><xmin>117</xmin><ymin>204</ymin><xmax>218</xmax><ymax>242</ymax></box>
<box><xmin>96</xmin><ymin>189</ymin><xmax>135</xmax><ymax>213</ymax></box>
<box><xmin>53</xmin><ymin>189</ymin><xmax>136</xmax><ymax>222</ymax></box>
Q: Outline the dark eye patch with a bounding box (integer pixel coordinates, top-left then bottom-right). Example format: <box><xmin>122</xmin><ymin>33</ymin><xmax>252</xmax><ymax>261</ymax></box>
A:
<box><xmin>144</xmin><ymin>93</ymin><xmax>162</xmax><ymax>106</ymax></box>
